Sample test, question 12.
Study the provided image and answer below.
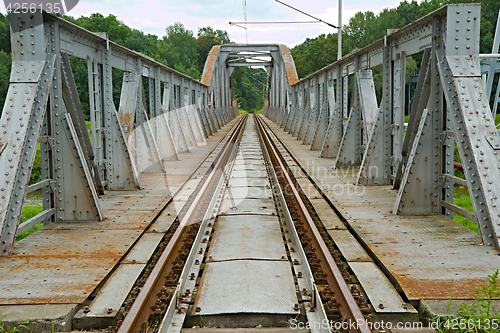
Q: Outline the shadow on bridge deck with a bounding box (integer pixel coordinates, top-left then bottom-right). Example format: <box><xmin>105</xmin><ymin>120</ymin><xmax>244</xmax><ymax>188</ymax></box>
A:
<box><xmin>262</xmin><ymin>116</ymin><xmax>500</xmax><ymax>301</ymax></box>
<box><xmin>0</xmin><ymin>117</ymin><xmax>242</xmax><ymax>326</ymax></box>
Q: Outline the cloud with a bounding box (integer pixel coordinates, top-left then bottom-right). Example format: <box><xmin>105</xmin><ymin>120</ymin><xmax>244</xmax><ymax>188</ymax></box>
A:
<box><xmin>3</xmin><ymin>0</ymin><xmax>405</xmax><ymax>46</ymax></box>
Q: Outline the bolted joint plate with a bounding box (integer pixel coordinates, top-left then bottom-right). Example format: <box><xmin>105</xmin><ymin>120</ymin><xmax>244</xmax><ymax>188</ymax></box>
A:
<box><xmin>10</xmin><ymin>61</ymin><xmax>45</xmax><ymax>83</ymax></box>
<box><xmin>446</xmin><ymin>55</ymin><xmax>481</xmax><ymax>77</ymax></box>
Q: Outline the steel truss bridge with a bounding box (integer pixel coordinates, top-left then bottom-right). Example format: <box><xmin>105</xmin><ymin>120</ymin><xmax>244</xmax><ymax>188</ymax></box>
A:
<box><xmin>1</xmin><ymin>3</ymin><xmax>500</xmax><ymax>332</ymax></box>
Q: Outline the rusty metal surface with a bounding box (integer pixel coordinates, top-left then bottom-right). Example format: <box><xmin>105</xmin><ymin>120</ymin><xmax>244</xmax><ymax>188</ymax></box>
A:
<box><xmin>279</xmin><ymin>44</ymin><xmax>299</xmax><ymax>86</ymax></box>
<box><xmin>99</xmin><ymin>193</ymin><xmax>167</xmax><ymax>212</ymax></box>
<box><xmin>264</xmin><ymin>117</ymin><xmax>500</xmax><ymax>300</ymax></box>
<box><xmin>308</xmin><ymin>198</ymin><xmax>346</xmax><ymax>230</ymax></box>
<box><xmin>326</xmin><ymin>230</ymin><xmax>372</xmax><ymax>262</ymax></box>
<box><xmin>349</xmin><ymin>262</ymin><xmax>417</xmax><ymax>314</ymax></box>
<box><xmin>0</xmin><ymin>226</ymin><xmax>139</xmax><ymax>304</ymax></box>
<box><xmin>195</xmin><ymin>260</ymin><xmax>298</xmax><ymax>315</ymax></box>
<box><xmin>209</xmin><ymin>215</ymin><xmax>286</xmax><ymax>261</ymax></box>
<box><xmin>0</xmin><ymin>117</ymin><xmax>239</xmax><ymax>306</ymax></box>
<box><xmin>87</xmin><ymin>263</ymin><xmax>146</xmax><ymax>317</ymax></box>
<box><xmin>200</xmin><ymin>45</ymin><xmax>221</xmax><ymax>86</ymax></box>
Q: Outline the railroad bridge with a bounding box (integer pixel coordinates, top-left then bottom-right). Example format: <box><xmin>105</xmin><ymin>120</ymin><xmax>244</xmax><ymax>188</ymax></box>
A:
<box><xmin>1</xmin><ymin>4</ymin><xmax>500</xmax><ymax>333</ymax></box>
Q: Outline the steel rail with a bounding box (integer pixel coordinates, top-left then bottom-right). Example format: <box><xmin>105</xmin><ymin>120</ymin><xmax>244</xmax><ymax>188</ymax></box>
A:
<box><xmin>117</xmin><ymin>115</ymin><xmax>247</xmax><ymax>333</ymax></box>
<box><xmin>255</xmin><ymin>115</ymin><xmax>371</xmax><ymax>333</ymax></box>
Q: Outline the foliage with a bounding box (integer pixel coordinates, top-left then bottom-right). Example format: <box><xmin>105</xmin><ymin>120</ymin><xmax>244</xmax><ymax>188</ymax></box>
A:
<box><xmin>29</xmin><ymin>144</ymin><xmax>42</xmax><ymax>185</ymax></box>
<box><xmin>291</xmin><ymin>0</ymin><xmax>499</xmax><ymax>79</ymax></box>
<box><xmin>431</xmin><ymin>270</ymin><xmax>500</xmax><ymax>333</ymax></box>
<box><xmin>0</xmin><ymin>316</ymin><xmax>28</xmax><ymax>333</ymax></box>
<box><xmin>16</xmin><ymin>204</ymin><xmax>44</xmax><ymax>241</ymax></box>
<box><xmin>231</xmin><ymin>67</ymin><xmax>268</xmax><ymax>113</ymax></box>
<box><xmin>454</xmin><ymin>186</ymin><xmax>479</xmax><ymax>233</ymax></box>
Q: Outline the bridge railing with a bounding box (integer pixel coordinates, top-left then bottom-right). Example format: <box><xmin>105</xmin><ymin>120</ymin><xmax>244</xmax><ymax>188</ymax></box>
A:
<box><xmin>267</xmin><ymin>4</ymin><xmax>500</xmax><ymax>249</ymax></box>
<box><xmin>0</xmin><ymin>11</ymin><xmax>236</xmax><ymax>255</ymax></box>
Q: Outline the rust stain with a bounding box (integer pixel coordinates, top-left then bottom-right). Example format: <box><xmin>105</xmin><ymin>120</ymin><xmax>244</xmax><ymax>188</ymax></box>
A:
<box><xmin>201</xmin><ymin>45</ymin><xmax>221</xmax><ymax>86</ymax></box>
<box><xmin>396</xmin><ymin>275</ymin><xmax>488</xmax><ymax>300</ymax></box>
<box><xmin>279</xmin><ymin>44</ymin><xmax>299</xmax><ymax>86</ymax></box>
<box><xmin>118</xmin><ymin>112</ymin><xmax>134</xmax><ymax>138</ymax></box>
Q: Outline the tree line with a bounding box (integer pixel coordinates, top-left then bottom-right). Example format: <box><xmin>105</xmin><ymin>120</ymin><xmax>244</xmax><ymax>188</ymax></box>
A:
<box><xmin>0</xmin><ymin>12</ymin><xmax>266</xmax><ymax>114</ymax></box>
<box><xmin>291</xmin><ymin>0</ymin><xmax>499</xmax><ymax>78</ymax></box>
<box><xmin>0</xmin><ymin>0</ymin><xmax>499</xmax><ymax>115</ymax></box>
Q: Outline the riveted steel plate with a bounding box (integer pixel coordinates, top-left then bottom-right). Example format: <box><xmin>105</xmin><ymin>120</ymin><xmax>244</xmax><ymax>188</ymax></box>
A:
<box><xmin>0</xmin><ymin>228</ymin><xmax>141</xmax><ymax>304</ymax></box>
<box><xmin>10</xmin><ymin>61</ymin><xmax>45</xmax><ymax>83</ymax></box>
<box><xmin>195</xmin><ymin>260</ymin><xmax>297</xmax><ymax>315</ymax></box>
<box><xmin>288</xmin><ymin>165</ymin><xmax>307</xmax><ymax>178</ymax></box>
<box><xmin>296</xmin><ymin>178</ymin><xmax>322</xmax><ymax>199</ymax></box>
<box><xmin>349</xmin><ymin>262</ymin><xmax>417</xmax><ymax>314</ymax></box>
<box><xmin>174</xmin><ymin>182</ymin><xmax>200</xmax><ymax>201</ymax></box>
<box><xmin>228</xmin><ymin>177</ymin><xmax>270</xmax><ymax>188</ymax></box>
<box><xmin>99</xmin><ymin>194</ymin><xmax>167</xmax><ymax>211</ymax></box>
<box><xmin>308</xmin><ymin>198</ymin><xmax>346</xmax><ymax>230</ymax></box>
<box><xmin>148</xmin><ymin>203</ymin><xmax>183</xmax><ymax>233</ymax></box>
<box><xmin>220</xmin><ymin>198</ymin><xmax>276</xmax><ymax>216</ymax></box>
<box><xmin>266</xmin><ymin>117</ymin><xmax>500</xmax><ymax>300</ymax></box>
<box><xmin>327</xmin><ymin>230</ymin><xmax>371</xmax><ymax>262</ymax></box>
<box><xmin>87</xmin><ymin>263</ymin><xmax>146</xmax><ymax>317</ymax></box>
<box><xmin>209</xmin><ymin>215</ymin><xmax>286</xmax><ymax>261</ymax></box>
<box><xmin>224</xmin><ymin>186</ymin><xmax>273</xmax><ymax>200</ymax></box>
<box><xmin>123</xmin><ymin>232</ymin><xmax>164</xmax><ymax>264</ymax></box>
<box><xmin>44</xmin><ymin>210</ymin><xmax>155</xmax><ymax>231</ymax></box>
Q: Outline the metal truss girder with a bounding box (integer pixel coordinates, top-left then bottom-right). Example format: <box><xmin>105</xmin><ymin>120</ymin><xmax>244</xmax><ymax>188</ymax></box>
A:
<box><xmin>101</xmin><ymin>48</ymin><xmax>140</xmax><ymax>191</ymax></box>
<box><xmin>187</xmin><ymin>105</ymin><xmax>207</xmax><ymax>145</ymax></box>
<box><xmin>60</xmin><ymin>53</ymin><xmax>104</xmax><ymax>194</ymax></box>
<box><xmin>392</xmin><ymin>52</ymin><xmax>406</xmax><ymax>175</ymax></box>
<box><xmin>48</xmin><ymin>20</ymin><xmax>103</xmax><ymax>223</ymax></box>
<box><xmin>438</xmin><ymin>53</ymin><xmax>500</xmax><ymax>248</ymax></box>
<box><xmin>152</xmin><ymin>113</ymin><xmax>178</xmax><ymax>161</ymax></box>
<box><xmin>320</xmin><ymin>76</ymin><xmax>342</xmax><ymax>158</ymax></box>
<box><xmin>357</xmin><ymin>70</ymin><xmax>378</xmax><ymax>139</ymax></box>
<box><xmin>303</xmin><ymin>81</ymin><xmax>318</xmax><ymax>146</ymax></box>
<box><xmin>168</xmin><ymin>109</ymin><xmax>190</xmax><ymax>153</ymax></box>
<box><xmin>120</xmin><ymin>70</ymin><xmax>165</xmax><ymax>173</ymax></box>
<box><xmin>357</xmin><ymin>54</ymin><xmax>392</xmax><ymax>185</ymax></box>
<box><xmin>393</xmin><ymin>107</ymin><xmax>437</xmax><ymax>213</ymax></box>
<box><xmin>296</xmin><ymin>89</ymin><xmax>310</xmax><ymax>141</ymax></box>
<box><xmin>177</xmin><ymin>107</ymin><xmax>198</xmax><ymax>149</ymax></box>
<box><xmin>394</xmin><ymin>48</ymin><xmax>432</xmax><ymax>189</ymax></box>
<box><xmin>335</xmin><ymin>109</ymin><xmax>360</xmax><ymax>167</ymax></box>
<box><xmin>394</xmin><ymin>16</ymin><xmax>445</xmax><ymax>215</ymax></box>
<box><xmin>311</xmin><ymin>81</ymin><xmax>328</xmax><ymax>151</ymax></box>
<box><xmin>0</xmin><ymin>56</ymin><xmax>54</xmax><ymax>254</ymax></box>
<box><xmin>119</xmin><ymin>72</ymin><xmax>140</xmax><ymax>139</ymax></box>
<box><xmin>335</xmin><ymin>70</ymin><xmax>365</xmax><ymax>168</ymax></box>
<box><xmin>58</xmin><ymin>112</ymin><xmax>103</xmax><ymax>220</ymax></box>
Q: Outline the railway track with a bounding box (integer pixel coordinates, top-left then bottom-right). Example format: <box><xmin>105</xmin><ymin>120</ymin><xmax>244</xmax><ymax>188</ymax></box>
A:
<box><xmin>107</xmin><ymin>114</ymin><xmax>374</xmax><ymax>333</ymax></box>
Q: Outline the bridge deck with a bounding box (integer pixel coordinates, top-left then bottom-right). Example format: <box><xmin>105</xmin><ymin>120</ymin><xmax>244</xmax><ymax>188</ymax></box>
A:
<box><xmin>0</xmin><ymin>117</ymin><xmax>241</xmax><ymax>307</ymax></box>
<box><xmin>263</xmin><ymin>116</ymin><xmax>500</xmax><ymax>300</ymax></box>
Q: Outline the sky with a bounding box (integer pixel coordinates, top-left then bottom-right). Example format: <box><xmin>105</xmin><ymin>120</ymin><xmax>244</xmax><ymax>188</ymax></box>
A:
<box><xmin>60</xmin><ymin>0</ymin><xmax>405</xmax><ymax>48</ymax></box>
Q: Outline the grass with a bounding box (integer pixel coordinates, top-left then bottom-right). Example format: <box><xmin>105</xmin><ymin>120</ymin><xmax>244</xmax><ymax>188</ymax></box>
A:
<box><xmin>15</xmin><ymin>205</ymin><xmax>44</xmax><ymax>241</ymax></box>
<box><xmin>453</xmin><ymin>186</ymin><xmax>478</xmax><ymax>233</ymax></box>
<box><xmin>430</xmin><ymin>270</ymin><xmax>500</xmax><ymax>333</ymax></box>
<box><xmin>0</xmin><ymin>316</ymin><xmax>28</xmax><ymax>333</ymax></box>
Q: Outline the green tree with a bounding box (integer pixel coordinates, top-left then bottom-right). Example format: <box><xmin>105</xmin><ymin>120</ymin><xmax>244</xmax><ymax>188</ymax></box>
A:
<box><xmin>161</xmin><ymin>22</ymin><xmax>200</xmax><ymax>78</ymax></box>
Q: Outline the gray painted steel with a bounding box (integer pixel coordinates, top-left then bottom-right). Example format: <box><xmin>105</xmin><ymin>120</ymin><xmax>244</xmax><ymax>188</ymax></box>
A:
<box><xmin>0</xmin><ymin>10</ymin><xmax>235</xmax><ymax>255</ymax></box>
<box><xmin>266</xmin><ymin>4</ymin><xmax>500</xmax><ymax>249</ymax></box>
